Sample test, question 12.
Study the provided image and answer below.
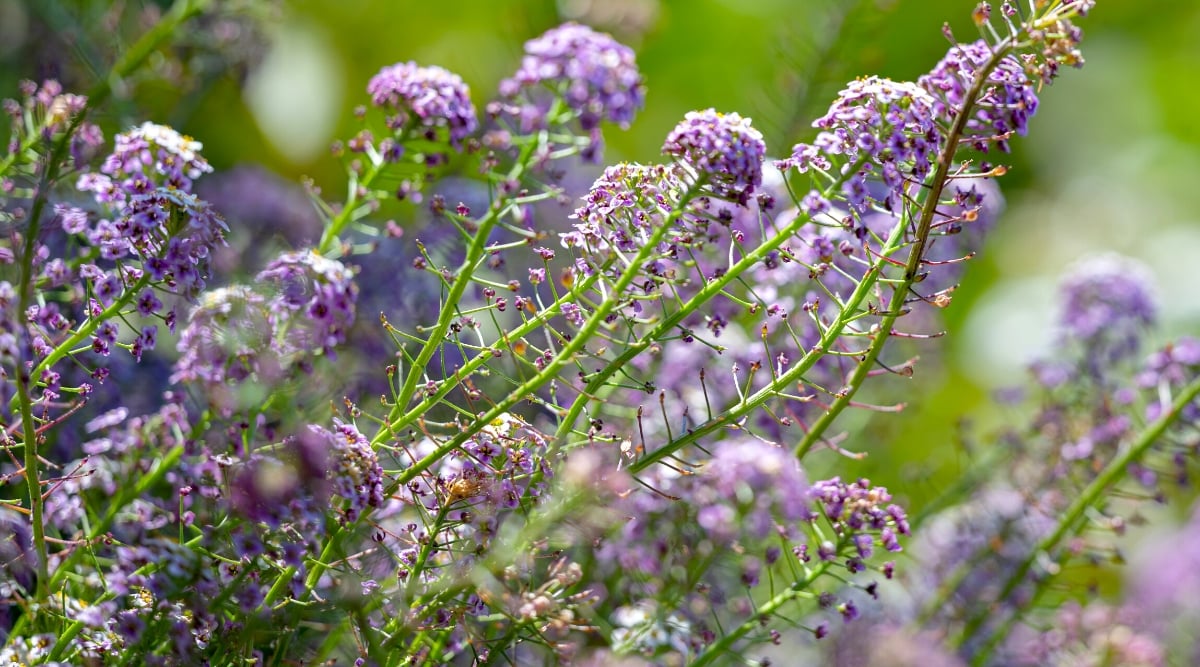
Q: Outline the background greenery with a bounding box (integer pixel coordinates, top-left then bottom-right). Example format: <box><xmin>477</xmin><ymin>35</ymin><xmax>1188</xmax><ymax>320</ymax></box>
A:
<box><xmin>3</xmin><ymin>0</ymin><xmax>1197</xmax><ymax>512</ymax></box>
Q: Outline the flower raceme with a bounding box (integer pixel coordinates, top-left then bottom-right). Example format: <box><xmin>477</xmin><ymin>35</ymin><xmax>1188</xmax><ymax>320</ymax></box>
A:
<box><xmin>366</xmin><ymin>62</ymin><xmax>478</xmax><ymax>150</ymax></box>
<box><xmin>0</xmin><ymin>3</ymin><xmax>1116</xmax><ymax>666</ymax></box>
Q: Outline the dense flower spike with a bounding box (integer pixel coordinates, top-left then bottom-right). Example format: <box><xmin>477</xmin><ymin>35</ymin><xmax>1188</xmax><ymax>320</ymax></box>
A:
<box><xmin>367</xmin><ymin>62</ymin><xmax>478</xmax><ymax>148</ymax></box>
<box><xmin>79</xmin><ymin>122</ymin><xmax>212</xmax><ymax>204</ymax></box>
<box><xmin>563</xmin><ymin>162</ymin><xmax>685</xmax><ymax>257</ymax></box>
<box><xmin>807</xmin><ymin>477</ymin><xmax>911</xmax><ymax>560</ymax></box>
<box><xmin>1057</xmin><ymin>254</ymin><xmax>1156</xmax><ymax>365</ymax></box>
<box><xmin>309</xmin><ymin>420</ymin><xmax>385</xmax><ymax>521</ymax></box>
<box><xmin>496</xmin><ymin>22</ymin><xmax>644</xmax><ymax>161</ymax></box>
<box><xmin>662</xmin><ymin>109</ymin><xmax>766</xmax><ymax>205</ymax></box>
<box><xmin>778</xmin><ymin>76</ymin><xmax>940</xmax><ymax>216</ymax></box>
<box><xmin>170</xmin><ymin>285</ymin><xmax>273</xmax><ymax>386</ymax></box>
<box><xmin>501</xmin><ymin>22</ymin><xmax>645</xmax><ymax>129</ymax></box>
<box><xmin>919</xmin><ymin>40</ymin><xmax>1039</xmax><ymax>153</ymax></box>
<box><xmin>71</xmin><ymin>123</ymin><xmax>227</xmax><ymax>300</ymax></box>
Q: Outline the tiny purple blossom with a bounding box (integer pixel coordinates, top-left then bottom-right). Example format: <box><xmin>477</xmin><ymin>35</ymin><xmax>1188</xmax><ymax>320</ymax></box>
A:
<box><xmin>367</xmin><ymin>62</ymin><xmax>478</xmax><ymax>148</ymax></box>
<box><xmin>662</xmin><ymin>109</ymin><xmax>766</xmax><ymax>205</ymax></box>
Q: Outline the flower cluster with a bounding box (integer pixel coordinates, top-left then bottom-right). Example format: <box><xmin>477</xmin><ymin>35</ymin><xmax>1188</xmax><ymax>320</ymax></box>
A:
<box><xmin>311</xmin><ymin>420</ymin><xmax>385</xmax><ymax>521</ymax></box>
<box><xmin>70</xmin><ymin>123</ymin><xmax>227</xmax><ymax>301</ymax></box>
<box><xmin>367</xmin><ymin>62</ymin><xmax>478</xmax><ymax>149</ymax></box>
<box><xmin>695</xmin><ymin>438</ymin><xmax>810</xmax><ymax>541</ymax></box>
<box><xmin>170</xmin><ymin>285</ymin><xmax>274</xmax><ymax>385</ymax></box>
<box><xmin>256</xmin><ymin>249</ymin><xmax>358</xmax><ymax>357</ymax></box>
<box><xmin>1057</xmin><ymin>254</ymin><xmax>1156</xmax><ymax>367</ymax></box>
<box><xmin>805</xmin><ymin>477</ymin><xmax>909</xmax><ymax>569</ymax></box>
<box><xmin>599</xmin><ymin>439</ymin><xmax>810</xmax><ymax>589</ymax></box>
<box><xmin>496</xmin><ymin>22</ymin><xmax>645</xmax><ymax>161</ymax></box>
<box><xmin>662</xmin><ymin>109</ymin><xmax>766</xmax><ymax>205</ymax></box>
<box><xmin>563</xmin><ymin>162</ymin><xmax>684</xmax><ymax>257</ymax></box>
<box><xmin>443</xmin><ymin>413</ymin><xmax>552</xmax><ymax>510</ymax></box>
<box><xmin>1</xmin><ymin>79</ymin><xmax>100</xmax><ymax>170</ymax></box>
<box><xmin>918</xmin><ymin>40</ymin><xmax>1039</xmax><ymax>153</ymax></box>
<box><xmin>500</xmin><ymin>22</ymin><xmax>645</xmax><ymax>129</ymax></box>
<box><xmin>778</xmin><ymin>76</ymin><xmax>941</xmax><ymax>217</ymax></box>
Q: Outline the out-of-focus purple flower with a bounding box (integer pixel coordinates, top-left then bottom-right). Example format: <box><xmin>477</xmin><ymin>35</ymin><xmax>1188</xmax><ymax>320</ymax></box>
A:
<box><xmin>694</xmin><ymin>438</ymin><xmax>808</xmax><ymax>542</ymax></box>
<box><xmin>662</xmin><ymin>109</ymin><xmax>766</xmax><ymax>205</ymax></box>
<box><xmin>1137</xmin><ymin>337</ymin><xmax>1200</xmax><ymax>423</ymax></box>
<box><xmin>171</xmin><ymin>285</ymin><xmax>276</xmax><ymax>387</ymax></box>
<box><xmin>257</xmin><ymin>250</ymin><xmax>358</xmax><ymax>357</ymax></box>
<box><xmin>0</xmin><ymin>511</ymin><xmax>34</xmax><ymax>641</ymax></box>
<box><xmin>1138</xmin><ymin>337</ymin><xmax>1200</xmax><ymax>390</ymax></box>
<box><xmin>496</xmin><ymin>22</ymin><xmax>644</xmax><ymax>161</ymax></box>
<box><xmin>1057</xmin><ymin>254</ymin><xmax>1156</xmax><ymax>366</ymax></box>
<box><xmin>919</xmin><ymin>40</ymin><xmax>1039</xmax><ymax>153</ymax></box>
<box><xmin>500</xmin><ymin>22</ymin><xmax>644</xmax><ymax>129</ymax></box>
<box><xmin>367</xmin><ymin>62</ymin><xmax>478</xmax><ymax>149</ymax></box>
<box><xmin>1001</xmin><ymin>601</ymin><xmax>1165</xmax><ymax>667</ymax></box>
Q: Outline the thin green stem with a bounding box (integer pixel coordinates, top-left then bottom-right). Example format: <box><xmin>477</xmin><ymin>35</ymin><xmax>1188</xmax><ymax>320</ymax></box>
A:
<box><xmin>690</xmin><ymin>563</ymin><xmax>830</xmax><ymax>667</ymax></box>
<box><xmin>960</xmin><ymin>374</ymin><xmax>1200</xmax><ymax>664</ymax></box>
<box><xmin>793</xmin><ymin>45</ymin><xmax>1013</xmax><ymax>460</ymax></box>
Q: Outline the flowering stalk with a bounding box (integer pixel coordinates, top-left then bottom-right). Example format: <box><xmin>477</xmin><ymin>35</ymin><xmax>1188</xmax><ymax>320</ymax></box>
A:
<box><xmin>5</xmin><ymin>0</ymin><xmax>210</xmax><ymax>618</ymax></box>
<box><xmin>959</xmin><ymin>373</ymin><xmax>1200</xmax><ymax>662</ymax></box>
<box><xmin>793</xmin><ymin>48</ymin><xmax>1016</xmax><ymax>458</ymax></box>
<box><xmin>285</xmin><ymin>180</ymin><xmax>702</xmax><ymax>605</ymax></box>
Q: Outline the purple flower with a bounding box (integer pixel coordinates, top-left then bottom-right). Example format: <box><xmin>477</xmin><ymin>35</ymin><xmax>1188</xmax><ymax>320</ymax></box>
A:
<box><xmin>367</xmin><ymin>62</ymin><xmax>478</xmax><ymax>148</ymax></box>
<box><xmin>565</xmin><ymin>162</ymin><xmax>686</xmax><ymax>256</ymax></box>
<box><xmin>497</xmin><ymin>22</ymin><xmax>644</xmax><ymax>161</ymax></box>
<box><xmin>256</xmin><ymin>250</ymin><xmax>358</xmax><ymax>357</ymax></box>
<box><xmin>501</xmin><ymin>23</ymin><xmax>644</xmax><ymax>129</ymax></box>
<box><xmin>83</xmin><ymin>122</ymin><xmax>213</xmax><ymax>206</ymax></box>
<box><xmin>662</xmin><ymin>109</ymin><xmax>766</xmax><ymax>205</ymax></box>
<box><xmin>170</xmin><ymin>285</ymin><xmax>274</xmax><ymax>386</ymax></box>
<box><xmin>309</xmin><ymin>420</ymin><xmax>385</xmax><ymax>521</ymax></box>
<box><xmin>919</xmin><ymin>40</ymin><xmax>1039</xmax><ymax>153</ymax></box>
<box><xmin>1057</xmin><ymin>254</ymin><xmax>1156</xmax><ymax>365</ymax></box>
<box><xmin>779</xmin><ymin>77</ymin><xmax>940</xmax><ymax>215</ymax></box>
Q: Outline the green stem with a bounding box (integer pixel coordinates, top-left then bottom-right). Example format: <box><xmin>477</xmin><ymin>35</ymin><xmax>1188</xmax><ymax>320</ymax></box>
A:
<box><xmin>317</xmin><ymin>152</ymin><xmax>384</xmax><ymax>255</ymax></box>
<box><xmin>961</xmin><ymin>374</ymin><xmax>1200</xmax><ymax>664</ymax></box>
<box><xmin>792</xmin><ymin>41</ymin><xmax>1012</xmax><ymax>460</ymax></box>
<box><xmin>289</xmin><ymin>182</ymin><xmax>700</xmax><ymax>608</ymax></box>
<box><xmin>691</xmin><ymin>563</ymin><xmax>829</xmax><ymax>667</ymax></box>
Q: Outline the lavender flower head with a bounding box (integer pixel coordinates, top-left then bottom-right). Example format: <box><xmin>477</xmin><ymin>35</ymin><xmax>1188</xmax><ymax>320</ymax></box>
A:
<box><xmin>256</xmin><ymin>250</ymin><xmax>358</xmax><ymax>357</ymax></box>
<box><xmin>807</xmin><ymin>477</ymin><xmax>910</xmax><ymax>561</ymax></box>
<box><xmin>367</xmin><ymin>62</ymin><xmax>478</xmax><ymax>148</ymax></box>
<box><xmin>562</xmin><ymin>162</ymin><xmax>685</xmax><ymax>257</ymax></box>
<box><xmin>1057</xmin><ymin>254</ymin><xmax>1156</xmax><ymax>365</ymax></box>
<box><xmin>70</xmin><ymin>123</ymin><xmax>227</xmax><ymax>300</ymax></box>
<box><xmin>79</xmin><ymin>122</ymin><xmax>213</xmax><ymax>205</ymax></box>
<box><xmin>694</xmin><ymin>438</ymin><xmax>809</xmax><ymax>542</ymax></box>
<box><xmin>497</xmin><ymin>22</ymin><xmax>644</xmax><ymax>161</ymax></box>
<box><xmin>309</xmin><ymin>420</ymin><xmax>385</xmax><ymax>522</ymax></box>
<box><xmin>170</xmin><ymin>285</ymin><xmax>274</xmax><ymax>386</ymax></box>
<box><xmin>778</xmin><ymin>77</ymin><xmax>940</xmax><ymax>216</ymax></box>
<box><xmin>662</xmin><ymin>109</ymin><xmax>766</xmax><ymax>205</ymax></box>
<box><xmin>500</xmin><ymin>22</ymin><xmax>645</xmax><ymax>129</ymax></box>
<box><xmin>918</xmin><ymin>40</ymin><xmax>1039</xmax><ymax>153</ymax></box>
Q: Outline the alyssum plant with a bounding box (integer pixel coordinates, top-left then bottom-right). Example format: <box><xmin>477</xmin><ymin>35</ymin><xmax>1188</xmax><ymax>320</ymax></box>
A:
<box><xmin>5</xmin><ymin>1</ymin><xmax>1196</xmax><ymax>665</ymax></box>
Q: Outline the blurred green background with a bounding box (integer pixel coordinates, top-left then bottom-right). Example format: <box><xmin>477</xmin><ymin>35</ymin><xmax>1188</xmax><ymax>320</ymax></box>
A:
<box><xmin>2</xmin><ymin>0</ymin><xmax>1197</xmax><ymax>510</ymax></box>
